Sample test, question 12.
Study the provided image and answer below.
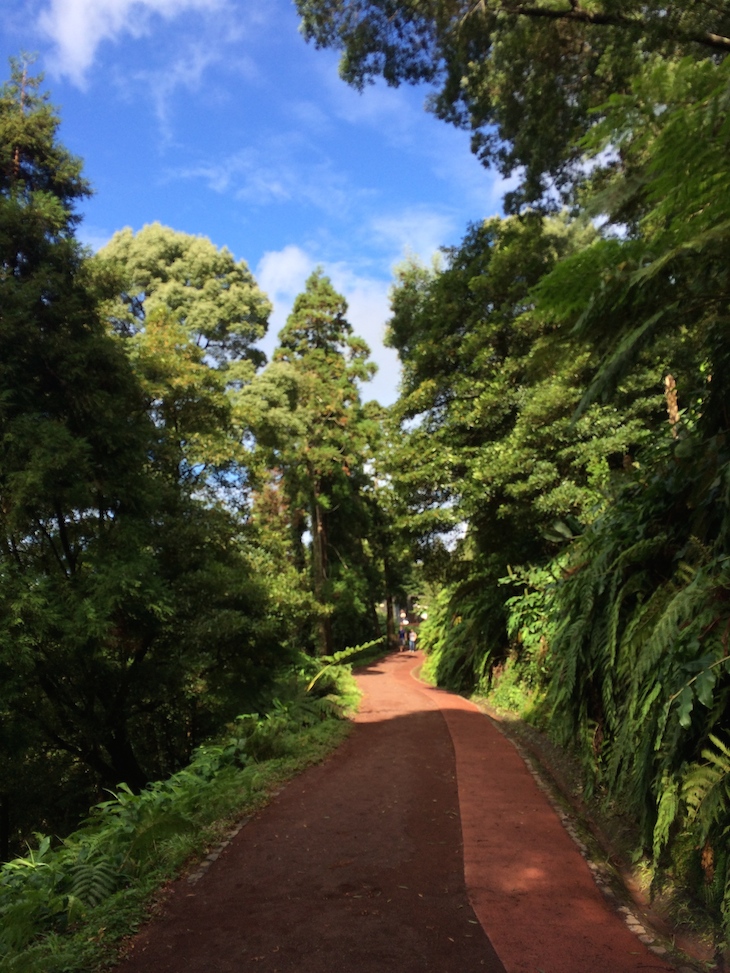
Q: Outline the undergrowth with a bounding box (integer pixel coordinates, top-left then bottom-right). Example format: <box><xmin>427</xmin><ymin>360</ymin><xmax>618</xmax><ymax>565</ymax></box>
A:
<box><xmin>0</xmin><ymin>637</ymin><xmax>385</xmax><ymax>973</ymax></box>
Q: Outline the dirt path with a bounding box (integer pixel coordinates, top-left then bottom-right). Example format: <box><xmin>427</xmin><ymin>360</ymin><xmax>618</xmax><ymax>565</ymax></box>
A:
<box><xmin>114</xmin><ymin>653</ymin><xmax>677</xmax><ymax>973</ymax></box>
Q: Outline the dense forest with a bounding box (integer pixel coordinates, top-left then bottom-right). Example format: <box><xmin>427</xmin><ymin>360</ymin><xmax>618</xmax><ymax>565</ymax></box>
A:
<box><xmin>0</xmin><ymin>59</ymin><xmax>398</xmax><ymax>853</ymax></box>
<box><xmin>3</xmin><ymin>0</ymin><xmax>730</xmax><ymax>954</ymax></box>
<box><xmin>298</xmin><ymin>0</ymin><xmax>730</xmax><ymax>932</ymax></box>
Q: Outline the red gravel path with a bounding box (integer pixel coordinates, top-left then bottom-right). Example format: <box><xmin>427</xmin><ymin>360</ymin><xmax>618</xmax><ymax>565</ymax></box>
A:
<box><xmin>113</xmin><ymin>653</ymin><xmax>677</xmax><ymax>973</ymax></box>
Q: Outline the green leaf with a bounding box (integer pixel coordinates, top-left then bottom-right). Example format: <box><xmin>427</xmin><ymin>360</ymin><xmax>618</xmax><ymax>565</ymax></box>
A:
<box><xmin>695</xmin><ymin>667</ymin><xmax>717</xmax><ymax>708</ymax></box>
<box><xmin>677</xmin><ymin>685</ymin><xmax>695</xmax><ymax>728</ymax></box>
<box><xmin>550</xmin><ymin>520</ymin><xmax>574</xmax><ymax>539</ymax></box>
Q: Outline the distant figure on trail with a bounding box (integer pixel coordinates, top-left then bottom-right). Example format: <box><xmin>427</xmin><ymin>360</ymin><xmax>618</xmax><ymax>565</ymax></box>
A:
<box><xmin>398</xmin><ymin>628</ymin><xmax>406</xmax><ymax>651</ymax></box>
<box><xmin>408</xmin><ymin>629</ymin><xmax>417</xmax><ymax>652</ymax></box>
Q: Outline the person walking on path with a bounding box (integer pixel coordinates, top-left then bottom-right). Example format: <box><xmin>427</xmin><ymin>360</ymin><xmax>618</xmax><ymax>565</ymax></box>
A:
<box><xmin>407</xmin><ymin>628</ymin><xmax>417</xmax><ymax>652</ymax></box>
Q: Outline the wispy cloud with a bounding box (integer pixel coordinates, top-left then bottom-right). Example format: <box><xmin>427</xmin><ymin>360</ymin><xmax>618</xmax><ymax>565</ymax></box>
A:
<box><xmin>331</xmin><ymin>80</ymin><xmax>416</xmax><ymax>132</ymax></box>
<box><xmin>369</xmin><ymin>207</ymin><xmax>458</xmax><ymax>265</ymax></box>
<box><xmin>127</xmin><ymin>41</ymin><xmax>223</xmax><ymax>144</ymax></box>
<box><xmin>172</xmin><ymin>140</ymin><xmax>366</xmax><ymax>218</ymax></box>
<box><xmin>38</xmin><ymin>0</ymin><xmax>228</xmax><ymax>86</ymax></box>
<box><xmin>426</xmin><ymin>132</ymin><xmax>510</xmax><ymax>217</ymax></box>
<box><xmin>78</xmin><ymin>224</ymin><xmax>114</xmax><ymax>253</ymax></box>
<box><xmin>285</xmin><ymin>99</ymin><xmax>332</xmax><ymax>135</ymax></box>
<box><xmin>313</xmin><ymin>39</ymin><xmax>509</xmax><ymax>218</ymax></box>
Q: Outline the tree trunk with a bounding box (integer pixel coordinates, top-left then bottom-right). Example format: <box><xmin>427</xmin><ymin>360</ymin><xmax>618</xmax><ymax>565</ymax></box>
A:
<box><xmin>386</xmin><ymin>592</ymin><xmax>396</xmax><ymax>649</ymax></box>
<box><xmin>104</xmin><ymin>728</ymin><xmax>148</xmax><ymax>792</ymax></box>
<box><xmin>311</xmin><ymin>484</ymin><xmax>333</xmax><ymax>656</ymax></box>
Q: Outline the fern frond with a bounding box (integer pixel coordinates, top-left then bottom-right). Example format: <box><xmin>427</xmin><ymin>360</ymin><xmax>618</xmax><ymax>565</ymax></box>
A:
<box><xmin>652</xmin><ymin>775</ymin><xmax>681</xmax><ymax>859</ymax></box>
<box><xmin>70</xmin><ymin>857</ymin><xmax>119</xmax><ymax>908</ymax></box>
<box><xmin>126</xmin><ymin>812</ymin><xmax>196</xmax><ymax>866</ymax></box>
<box><xmin>683</xmin><ymin>735</ymin><xmax>730</xmax><ymax>841</ymax></box>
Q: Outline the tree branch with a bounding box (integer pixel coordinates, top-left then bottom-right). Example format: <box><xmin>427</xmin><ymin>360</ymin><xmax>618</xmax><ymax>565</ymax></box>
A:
<box><xmin>54</xmin><ymin>501</ymin><xmax>77</xmax><ymax>574</ymax></box>
<box><xmin>464</xmin><ymin>2</ymin><xmax>730</xmax><ymax>53</ymax></box>
<box><xmin>38</xmin><ymin>520</ymin><xmax>71</xmax><ymax>578</ymax></box>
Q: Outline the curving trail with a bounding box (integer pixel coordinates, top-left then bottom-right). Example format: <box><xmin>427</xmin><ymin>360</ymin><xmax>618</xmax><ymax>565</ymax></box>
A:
<box><xmin>114</xmin><ymin>653</ymin><xmax>676</xmax><ymax>973</ymax></box>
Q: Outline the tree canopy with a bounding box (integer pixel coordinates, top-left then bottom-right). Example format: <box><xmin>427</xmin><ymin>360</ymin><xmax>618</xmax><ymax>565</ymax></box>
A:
<box><xmin>0</xmin><ymin>64</ymin><xmax>287</xmax><ymax>850</ymax></box>
<box><xmin>295</xmin><ymin>0</ymin><xmax>730</xmax><ymax>206</ymax></box>
<box><xmin>99</xmin><ymin>222</ymin><xmax>271</xmax><ymax>373</ymax></box>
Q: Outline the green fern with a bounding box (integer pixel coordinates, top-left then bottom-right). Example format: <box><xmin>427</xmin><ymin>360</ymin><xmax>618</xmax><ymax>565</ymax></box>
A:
<box><xmin>69</xmin><ymin>857</ymin><xmax>119</xmax><ymax>908</ymax></box>
<box><xmin>683</xmin><ymin>735</ymin><xmax>730</xmax><ymax>840</ymax></box>
<box><xmin>652</xmin><ymin>774</ymin><xmax>682</xmax><ymax>860</ymax></box>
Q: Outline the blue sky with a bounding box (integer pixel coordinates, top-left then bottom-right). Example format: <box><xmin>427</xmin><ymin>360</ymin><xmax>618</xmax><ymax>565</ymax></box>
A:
<box><xmin>2</xmin><ymin>0</ymin><xmax>509</xmax><ymax>404</ymax></box>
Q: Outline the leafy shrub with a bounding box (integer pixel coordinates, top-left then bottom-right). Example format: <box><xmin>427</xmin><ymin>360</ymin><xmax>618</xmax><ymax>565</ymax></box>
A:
<box><xmin>0</xmin><ymin>642</ymin><xmax>380</xmax><ymax>971</ymax></box>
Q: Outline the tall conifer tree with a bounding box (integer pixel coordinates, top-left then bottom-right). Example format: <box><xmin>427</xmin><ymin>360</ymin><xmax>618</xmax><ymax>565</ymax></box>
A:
<box><xmin>246</xmin><ymin>270</ymin><xmax>381</xmax><ymax>655</ymax></box>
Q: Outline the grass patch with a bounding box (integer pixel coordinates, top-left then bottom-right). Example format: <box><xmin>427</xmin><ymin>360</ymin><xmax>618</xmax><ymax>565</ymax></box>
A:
<box><xmin>480</xmin><ymin>654</ymin><xmax>540</xmax><ymax>720</ymax></box>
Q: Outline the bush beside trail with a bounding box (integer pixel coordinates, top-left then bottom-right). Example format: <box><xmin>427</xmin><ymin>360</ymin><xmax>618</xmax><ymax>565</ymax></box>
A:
<box><xmin>0</xmin><ymin>639</ymin><xmax>385</xmax><ymax>973</ymax></box>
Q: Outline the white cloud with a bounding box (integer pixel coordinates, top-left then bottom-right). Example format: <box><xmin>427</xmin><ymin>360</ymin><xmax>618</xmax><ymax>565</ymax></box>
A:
<box><xmin>328</xmin><ymin>268</ymin><xmax>401</xmax><ymax>406</ymax></box>
<box><xmin>38</xmin><ymin>0</ymin><xmax>227</xmax><ymax>85</ymax></box>
<box><xmin>257</xmin><ymin>244</ymin><xmax>315</xmax><ymax>299</ymax></box>
<box><xmin>256</xmin><ymin>244</ymin><xmax>317</xmax><ymax>339</ymax></box>
<box><xmin>370</xmin><ymin>207</ymin><xmax>457</xmax><ymax>265</ymax></box>
<box><xmin>330</xmin><ymin>264</ymin><xmax>391</xmax><ymax>344</ymax></box>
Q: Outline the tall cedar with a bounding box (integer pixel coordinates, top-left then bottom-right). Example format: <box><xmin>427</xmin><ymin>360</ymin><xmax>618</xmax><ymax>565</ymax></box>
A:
<box><xmin>249</xmin><ymin>270</ymin><xmax>380</xmax><ymax>655</ymax></box>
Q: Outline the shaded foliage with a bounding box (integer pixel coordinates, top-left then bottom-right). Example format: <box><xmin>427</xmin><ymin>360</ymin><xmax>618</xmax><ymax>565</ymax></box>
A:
<box><xmin>0</xmin><ymin>62</ymin><xmax>290</xmax><ymax>857</ymax></box>
<box><xmin>295</xmin><ymin>0</ymin><xmax>730</xmax><ymax>208</ymax></box>
<box><xmin>387</xmin><ymin>212</ymin><xmax>669</xmax><ymax>689</ymax></box>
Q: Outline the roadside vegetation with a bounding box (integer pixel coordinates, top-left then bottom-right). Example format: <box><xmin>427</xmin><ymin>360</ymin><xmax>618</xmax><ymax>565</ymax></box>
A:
<box><xmin>4</xmin><ymin>0</ymin><xmax>730</xmax><ymax>958</ymax></box>
<box><xmin>0</xmin><ymin>640</ymin><xmax>383</xmax><ymax>972</ymax></box>
<box><xmin>295</xmin><ymin>0</ymin><xmax>730</xmax><ymax>949</ymax></box>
